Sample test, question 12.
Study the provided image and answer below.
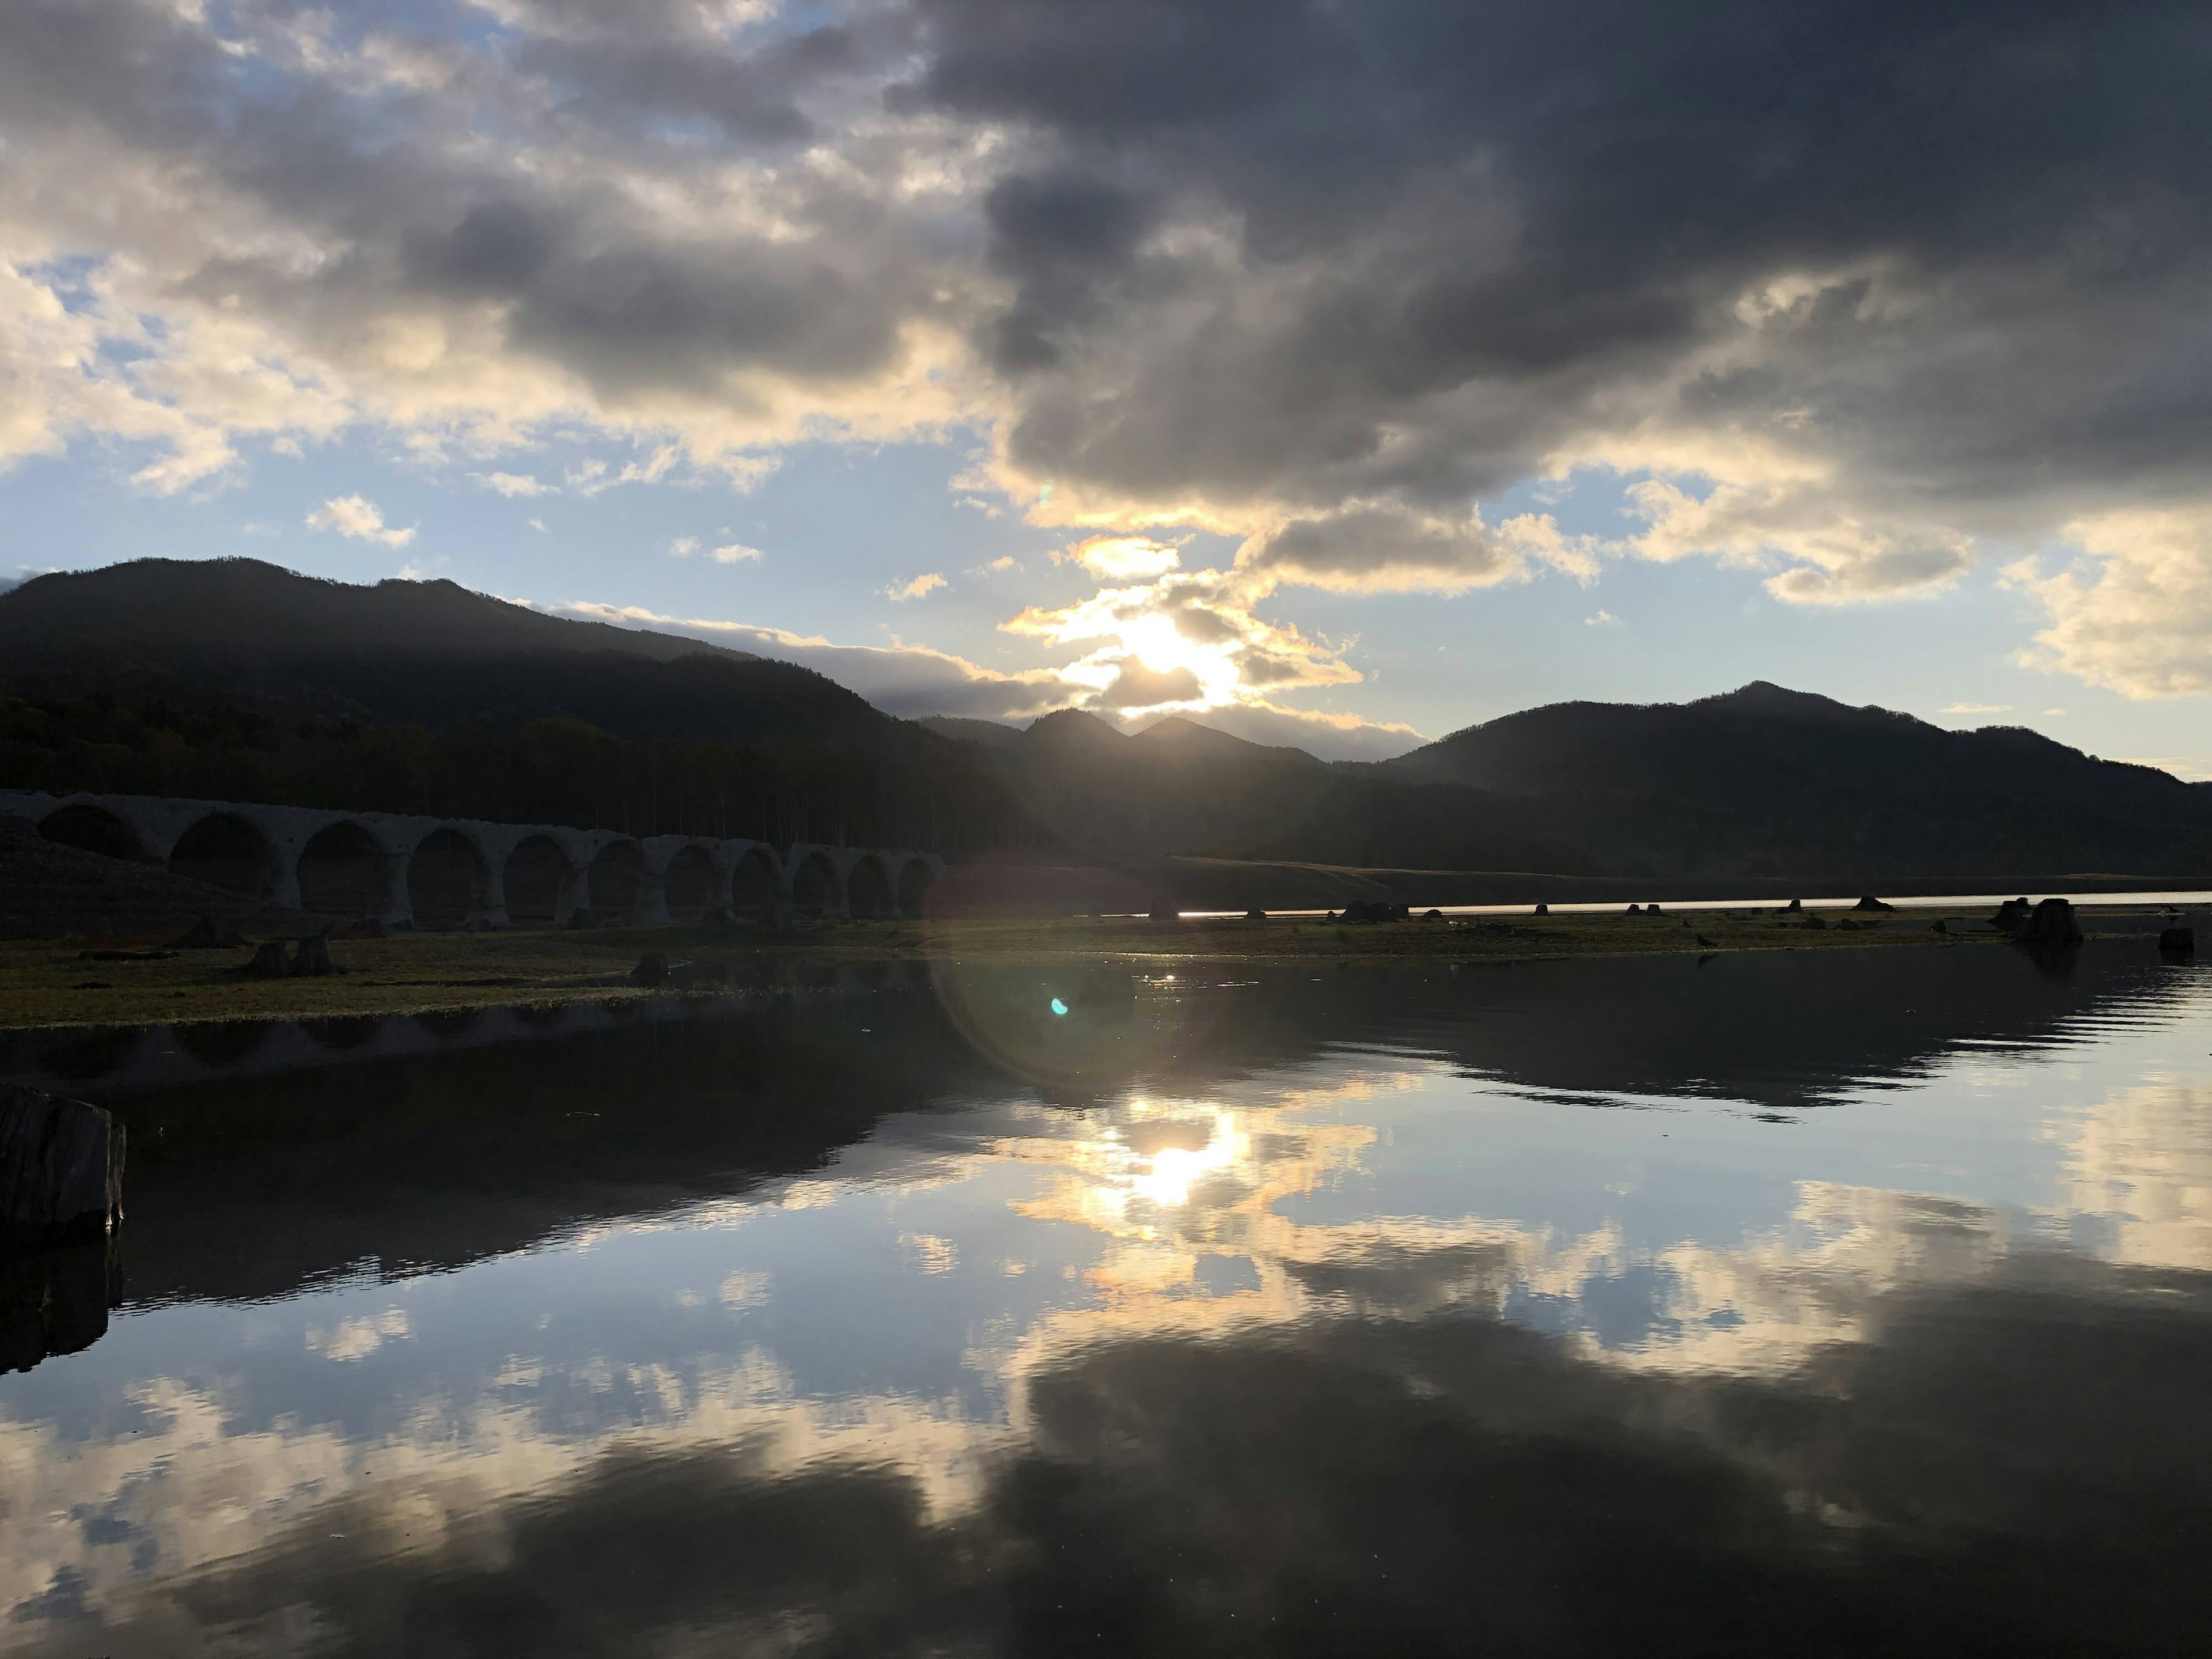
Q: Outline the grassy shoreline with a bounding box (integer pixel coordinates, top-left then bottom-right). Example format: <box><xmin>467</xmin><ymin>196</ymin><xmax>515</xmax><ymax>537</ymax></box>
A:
<box><xmin>0</xmin><ymin>906</ymin><xmax>2062</xmax><ymax>1032</ymax></box>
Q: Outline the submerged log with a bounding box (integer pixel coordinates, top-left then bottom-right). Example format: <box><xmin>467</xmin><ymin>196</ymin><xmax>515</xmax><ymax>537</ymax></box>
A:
<box><xmin>0</xmin><ymin>1084</ymin><xmax>124</xmax><ymax>1245</ymax></box>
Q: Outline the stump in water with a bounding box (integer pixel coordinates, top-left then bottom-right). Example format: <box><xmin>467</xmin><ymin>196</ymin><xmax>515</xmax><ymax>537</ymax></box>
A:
<box><xmin>2158</xmin><ymin>926</ymin><xmax>2195</xmax><ymax>959</ymax></box>
<box><xmin>246</xmin><ymin>940</ymin><xmax>291</xmax><ymax>978</ymax></box>
<box><xmin>631</xmin><ymin>952</ymin><xmax>670</xmax><ymax>987</ymax></box>
<box><xmin>1533</xmin><ymin>903</ymin><xmax>1549</xmax><ymax>915</ymax></box>
<box><xmin>0</xmin><ymin>1085</ymin><xmax>124</xmax><ymax>1246</ymax></box>
<box><xmin>1245</xmin><ymin>909</ymin><xmax>1268</xmax><ymax>921</ymax></box>
<box><xmin>290</xmin><ymin>933</ymin><xmax>342</xmax><ymax>976</ymax></box>
<box><xmin>2018</xmin><ymin>897</ymin><xmax>2083</xmax><ymax>948</ymax></box>
<box><xmin>1853</xmin><ymin>895</ymin><xmax>1896</xmax><ymax>912</ymax></box>
<box><xmin>0</xmin><ymin>1239</ymin><xmax>119</xmax><ymax>1374</ymax></box>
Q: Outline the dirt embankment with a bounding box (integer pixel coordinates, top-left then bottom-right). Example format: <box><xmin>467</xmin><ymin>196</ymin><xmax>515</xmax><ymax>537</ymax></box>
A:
<box><xmin>0</xmin><ymin>817</ymin><xmax>323</xmax><ymax>942</ymax></box>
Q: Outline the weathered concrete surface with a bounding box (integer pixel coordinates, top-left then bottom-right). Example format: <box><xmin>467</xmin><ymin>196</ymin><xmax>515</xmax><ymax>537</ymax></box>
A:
<box><xmin>0</xmin><ymin>1083</ymin><xmax>124</xmax><ymax>1244</ymax></box>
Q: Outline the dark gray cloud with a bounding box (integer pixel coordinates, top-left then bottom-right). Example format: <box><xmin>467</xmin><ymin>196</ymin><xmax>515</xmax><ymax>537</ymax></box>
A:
<box><xmin>907</xmin><ymin>0</ymin><xmax>2212</xmax><ymax>630</ymax></box>
<box><xmin>1094</xmin><ymin>657</ymin><xmax>1205</xmax><ymax>711</ymax></box>
<box><xmin>3</xmin><ymin>0</ymin><xmax>2210</xmax><ymax>687</ymax></box>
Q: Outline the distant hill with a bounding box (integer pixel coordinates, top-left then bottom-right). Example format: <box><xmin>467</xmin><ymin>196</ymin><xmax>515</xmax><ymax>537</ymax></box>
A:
<box><xmin>2</xmin><ymin>560</ymin><xmax>2206</xmax><ymax>888</ymax></box>
<box><xmin>0</xmin><ymin>559</ymin><xmax>880</xmax><ymax>747</ymax></box>
<box><xmin>1378</xmin><ymin>682</ymin><xmax>2212</xmax><ymax>878</ymax></box>
<box><xmin>0</xmin><ymin>559</ymin><xmax>1034</xmax><ymax>850</ymax></box>
<box><xmin>916</xmin><ymin>715</ymin><xmax>1024</xmax><ymax>750</ymax></box>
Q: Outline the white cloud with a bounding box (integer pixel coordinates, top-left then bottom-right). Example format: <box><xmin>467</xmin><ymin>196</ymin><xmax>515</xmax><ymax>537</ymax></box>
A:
<box><xmin>711</xmin><ymin>542</ymin><xmax>763</xmax><ymax>564</ymax></box>
<box><xmin>1585</xmin><ymin>609</ymin><xmax>1618</xmax><ymax>627</ymax></box>
<box><xmin>1060</xmin><ymin>534</ymin><xmax>1183</xmax><ymax>581</ymax></box>
<box><xmin>888</xmin><ymin>572</ymin><xmax>948</xmax><ymax>601</ymax></box>
<box><xmin>305</xmin><ymin>494</ymin><xmax>415</xmax><ymax>548</ymax></box>
<box><xmin>1940</xmin><ymin>702</ymin><xmax>2012</xmax><ymax>717</ymax></box>
<box><xmin>1625</xmin><ymin>477</ymin><xmax>1974</xmax><ymax>606</ymax></box>
<box><xmin>668</xmin><ymin>536</ymin><xmax>702</xmax><ymax>558</ymax></box>
<box><xmin>471</xmin><ymin>471</ymin><xmax>554</xmax><ymax>498</ymax></box>
<box><xmin>2005</xmin><ymin>509</ymin><xmax>2212</xmax><ymax>698</ymax></box>
<box><xmin>527</xmin><ymin>516</ymin><xmax>548</xmax><ymax>532</ymax></box>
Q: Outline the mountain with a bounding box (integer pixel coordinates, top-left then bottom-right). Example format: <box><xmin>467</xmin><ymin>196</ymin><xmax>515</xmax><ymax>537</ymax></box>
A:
<box><xmin>0</xmin><ymin>559</ymin><xmax>1040</xmax><ymax>851</ymax></box>
<box><xmin>916</xmin><ymin>715</ymin><xmax>1024</xmax><ymax>750</ymax></box>
<box><xmin>0</xmin><ymin>558</ymin><xmax>880</xmax><ymax>746</ymax></box>
<box><xmin>1130</xmin><ymin>715</ymin><xmax>1325</xmax><ymax>769</ymax></box>
<box><xmin>3</xmin><ymin>559</ymin><xmax>2206</xmax><ymax>888</ymax></box>
<box><xmin>1379</xmin><ymin>682</ymin><xmax>2212</xmax><ymax>878</ymax></box>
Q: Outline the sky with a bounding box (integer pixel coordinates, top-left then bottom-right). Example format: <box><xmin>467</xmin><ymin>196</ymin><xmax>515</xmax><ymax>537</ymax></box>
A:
<box><xmin>2</xmin><ymin>0</ymin><xmax>2209</xmax><ymax>773</ymax></box>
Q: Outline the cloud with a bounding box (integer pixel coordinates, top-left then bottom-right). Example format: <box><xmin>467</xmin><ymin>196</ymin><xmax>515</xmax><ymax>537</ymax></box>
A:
<box><xmin>1624</xmin><ymin>478</ymin><xmax>1974</xmax><ymax>606</ymax></box>
<box><xmin>668</xmin><ymin>535</ymin><xmax>702</xmax><ymax>558</ymax></box>
<box><xmin>2005</xmin><ymin>510</ymin><xmax>2212</xmax><ymax>698</ymax></box>
<box><xmin>546</xmin><ymin>597</ymin><xmax>1419</xmax><ymax>756</ymax></box>
<box><xmin>528</xmin><ymin>516</ymin><xmax>548</xmax><ymax>532</ymax></box>
<box><xmin>471</xmin><ymin>471</ymin><xmax>555</xmax><ymax>498</ymax></box>
<box><xmin>888</xmin><ymin>572</ymin><xmax>948</xmax><ymax>601</ymax></box>
<box><xmin>3</xmin><ymin>0</ymin><xmax>2211</xmax><ymax>696</ymax></box>
<box><xmin>305</xmin><ymin>494</ymin><xmax>415</xmax><ymax>548</ymax></box>
<box><xmin>1096</xmin><ymin>657</ymin><xmax>1205</xmax><ymax>712</ymax></box>
<box><xmin>1584</xmin><ymin>610</ymin><xmax>1618</xmax><ymax>627</ymax></box>
<box><xmin>553</xmin><ymin>600</ymin><xmax>1088</xmax><ymax>721</ymax></box>
<box><xmin>711</xmin><ymin>542</ymin><xmax>764</xmax><ymax>563</ymax></box>
<box><xmin>1940</xmin><ymin>702</ymin><xmax>2012</xmax><ymax>718</ymax></box>
<box><xmin>1238</xmin><ymin>505</ymin><xmax>1595</xmax><ymax>596</ymax></box>
<box><xmin>1061</xmin><ymin>534</ymin><xmax>1181</xmax><ymax>581</ymax></box>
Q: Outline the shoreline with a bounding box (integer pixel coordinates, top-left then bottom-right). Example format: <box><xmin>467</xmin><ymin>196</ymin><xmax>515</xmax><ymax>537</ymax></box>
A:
<box><xmin>1</xmin><ymin>903</ymin><xmax>2186</xmax><ymax>1033</ymax></box>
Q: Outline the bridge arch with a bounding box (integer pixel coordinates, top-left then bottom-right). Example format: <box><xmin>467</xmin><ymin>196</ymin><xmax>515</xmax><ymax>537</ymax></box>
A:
<box><xmin>789</xmin><ymin>849</ymin><xmax>842</xmax><ymax>917</ymax></box>
<box><xmin>846</xmin><ymin>853</ymin><xmax>894</xmax><ymax>920</ymax></box>
<box><xmin>586</xmin><ymin>838</ymin><xmax>646</xmax><ymax>921</ymax></box>
<box><xmin>37</xmin><ymin>801</ymin><xmax>149</xmax><ymax>863</ymax></box>
<box><xmin>169</xmin><ymin>810</ymin><xmax>279</xmax><ymax>899</ymax></box>
<box><xmin>297</xmin><ymin>819</ymin><xmax>387</xmax><ymax>918</ymax></box>
<box><xmin>501</xmin><ymin>834</ymin><xmax>579</xmax><ymax>927</ymax></box>
<box><xmin>730</xmin><ymin>846</ymin><xmax>781</xmax><ymax>914</ymax></box>
<box><xmin>896</xmin><ymin>855</ymin><xmax>938</xmax><ymax>919</ymax></box>
<box><xmin>406</xmin><ymin>827</ymin><xmax>490</xmax><ymax>927</ymax></box>
<box><xmin>662</xmin><ymin>843</ymin><xmax>724</xmax><ymax>921</ymax></box>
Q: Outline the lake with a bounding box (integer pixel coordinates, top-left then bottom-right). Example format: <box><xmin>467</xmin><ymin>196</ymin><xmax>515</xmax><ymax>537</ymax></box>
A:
<box><xmin>2</xmin><ymin>942</ymin><xmax>2208</xmax><ymax>1655</ymax></box>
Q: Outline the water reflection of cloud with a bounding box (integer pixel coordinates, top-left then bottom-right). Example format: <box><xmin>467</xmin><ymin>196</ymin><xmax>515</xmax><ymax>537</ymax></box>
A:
<box><xmin>5</xmin><ymin>983</ymin><xmax>2211</xmax><ymax>1644</ymax></box>
<box><xmin>2058</xmin><ymin>1078</ymin><xmax>2212</xmax><ymax>1269</ymax></box>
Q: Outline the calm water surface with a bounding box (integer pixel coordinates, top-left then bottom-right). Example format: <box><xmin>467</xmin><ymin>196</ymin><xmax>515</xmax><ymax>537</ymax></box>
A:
<box><xmin>2</xmin><ymin>944</ymin><xmax>2209</xmax><ymax>1655</ymax></box>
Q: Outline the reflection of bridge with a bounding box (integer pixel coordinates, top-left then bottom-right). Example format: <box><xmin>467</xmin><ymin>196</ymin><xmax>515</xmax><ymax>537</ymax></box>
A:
<box><xmin>0</xmin><ymin>790</ymin><xmax>942</xmax><ymax>927</ymax></box>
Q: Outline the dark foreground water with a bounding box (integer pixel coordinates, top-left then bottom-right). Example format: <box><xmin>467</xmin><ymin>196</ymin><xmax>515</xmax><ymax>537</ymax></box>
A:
<box><xmin>2</xmin><ymin>944</ymin><xmax>2209</xmax><ymax>1656</ymax></box>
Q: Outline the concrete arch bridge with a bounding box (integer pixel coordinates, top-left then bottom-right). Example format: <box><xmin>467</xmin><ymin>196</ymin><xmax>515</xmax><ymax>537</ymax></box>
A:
<box><xmin>0</xmin><ymin>790</ymin><xmax>942</xmax><ymax>929</ymax></box>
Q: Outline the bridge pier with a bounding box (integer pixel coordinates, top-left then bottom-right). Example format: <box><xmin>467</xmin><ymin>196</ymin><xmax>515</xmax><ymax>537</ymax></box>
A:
<box><xmin>377</xmin><ymin>845</ymin><xmax>414</xmax><ymax>930</ymax></box>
